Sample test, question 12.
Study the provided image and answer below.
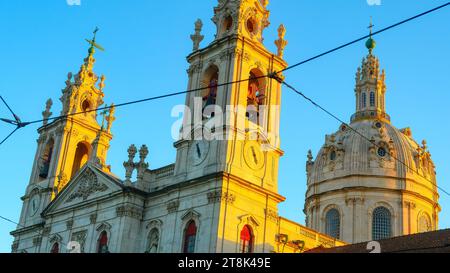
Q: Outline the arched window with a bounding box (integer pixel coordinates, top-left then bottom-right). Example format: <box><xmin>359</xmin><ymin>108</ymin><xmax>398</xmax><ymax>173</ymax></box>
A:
<box><xmin>81</xmin><ymin>99</ymin><xmax>91</xmax><ymax>112</ymax></box>
<box><xmin>325</xmin><ymin>209</ymin><xmax>340</xmax><ymax>239</ymax></box>
<box><xmin>330</xmin><ymin>150</ymin><xmax>337</xmax><ymax>161</ymax></box>
<box><xmin>97</xmin><ymin>231</ymin><xmax>109</xmax><ymax>253</ymax></box>
<box><xmin>362</xmin><ymin>92</ymin><xmax>367</xmax><ymax>108</ymax></box>
<box><xmin>146</xmin><ymin>228</ymin><xmax>159</xmax><ymax>253</ymax></box>
<box><xmin>203</xmin><ymin>73</ymin><xmax>218</xmax><ymax>108</ymax></box>
<box><xmin>240</xmin><ymin>225</ymin><xmax>254</xmax><ymax>253</ymax></box>
<box><xmin>372</xmin><ymin>207</ymin><xmax>392</xmax><ymax>240</ymax></box>
<box><xmin>183</xmin><ymin>221</ymin><xmax>197</xmax><ymax>253</ymax></box>
<box><xmin>71</xmin><ymin>142</ymin><xmax>91</xmax><ymax>179</ymax></box>
<box><xmin>418</xmin><ymin>214</ymin><xmax>431</xmax><ymax>233</ymax></box>
<box><xmin>223</xmin><ymin>15</ymin><xmax>233</xmax><ymax>32</ymax></box>
<box><xmin>370</xmin><ymin>92</ymin><xmax>375</xmax><ymax>107</ymax></box>
<box><xmin>246</xmin><ymin>69</ymin><xmax>266</xmax><ymax>123</ymax></box>
<box><xmin>51</xmin><ymin>242</ymin><xmax>59</xmax><ymax>253</ymax></box>
<box><xmin>39</xmin><ymin>139</ymin><xmax>54</xmax><ymax>179</ymax></box>
<box><xmin>202</xmin><ymin>66</ymin><xmax>219</xmax><ymax>119</ymax></box>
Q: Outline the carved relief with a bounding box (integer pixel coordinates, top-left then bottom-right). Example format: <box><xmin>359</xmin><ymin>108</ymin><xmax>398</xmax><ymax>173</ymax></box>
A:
<box><xmin>207</xmin><ymin>190</ymin><xmax>236</xmax><ymax>204</ymax></box>
<box><xmin>66</xmin><ymin>168</ymin><xmax>108</xmax><ymax>203</ymax></box>
<box><xmin>116</xmin><ymin>205</ymin><xmax>143</xmax><ymax>220</ymax></box>
<box><xmin>66</xmin><ymin>219</ymin><xmax>74</xmax><ymax>230</ymax></box>
<box><xmin>167</xmin><ymin>200</ymin><xmax>180</xmax><ymax>214</ymax></box>
<box><xmin>207</xmin><ymin>190</ymin><xmax>222</xmax><ymax>204</ymax></box>
<box><xmin>264</xmin><ymin>209</ymin><xmax>279</xmax><ymax>223</ymax></box>
<box><xmin>71</xmin><ymin>230</ymin><xmax>88</xmax><ymax>253</ymax></box>
<box><xmin>90</xmin><ymin>213</ymin><xmax>98</xmax><ymax>224</ymax></box>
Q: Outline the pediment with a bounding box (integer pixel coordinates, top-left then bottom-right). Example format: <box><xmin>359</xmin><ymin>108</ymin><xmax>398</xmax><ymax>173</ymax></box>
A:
<box><xmin>181</xmin><ymin>209</ymin><xmax>201</xmax><ymax>221</ymax></box>
<box><xmin>238</xmin><ymin>214</ymin><xmax>260</xmax><ymax>227</ymax></box>
<box><xmin>44</xmin><ymin>165</ymin><xmax>124</xmax><ymax>215</ymax></box>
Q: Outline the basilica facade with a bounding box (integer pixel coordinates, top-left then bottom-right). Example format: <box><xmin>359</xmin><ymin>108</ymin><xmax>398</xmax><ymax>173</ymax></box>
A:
<box><xmin>10</xmin><ymin>0</ymin><xmax>345</xmax><ymax>253</ymax></box>
<box><xmin>10</xmin><ymin>0</ymin><xmax>439</xmax><ymax>253</ymax></box>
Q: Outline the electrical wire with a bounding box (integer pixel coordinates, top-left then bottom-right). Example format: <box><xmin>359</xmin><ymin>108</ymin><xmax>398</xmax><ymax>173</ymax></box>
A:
<box><xmin>278</xmin><ymin>77</ymin><xmax>450</xmax><ymax>198</ymax></box>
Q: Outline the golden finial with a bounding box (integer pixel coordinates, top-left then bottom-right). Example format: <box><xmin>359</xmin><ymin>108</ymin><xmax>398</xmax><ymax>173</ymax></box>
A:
<box><xmin>366</xmin><ymin>17</ymin><xmax>376</xmax><ymax>54</ymax></box>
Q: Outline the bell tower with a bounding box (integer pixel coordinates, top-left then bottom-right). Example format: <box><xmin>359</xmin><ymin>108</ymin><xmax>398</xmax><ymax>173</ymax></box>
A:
<box><xmin>173</xmin><ymin>0</ymin><xmax>289</xmax><ymax>252</ymax></box>
<box><xmin>17</xmin><ymin>29</ymin><xmax>115</xmax><ymax>227</ymax></box>
<box><xmin>174</xmin><ymin>0</ymin><xmax>288</xmax><ymax>192</ymax></box>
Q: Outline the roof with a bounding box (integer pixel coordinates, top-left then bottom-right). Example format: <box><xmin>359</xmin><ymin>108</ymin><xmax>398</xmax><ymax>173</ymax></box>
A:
<box><xmin>305</xmin><ymin>229</ymin><xmax>450</xmax><ymax>253</ymax></box>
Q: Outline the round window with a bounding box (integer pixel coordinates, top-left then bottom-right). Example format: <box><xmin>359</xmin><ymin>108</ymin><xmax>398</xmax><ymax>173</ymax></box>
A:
<box><xmin>375</xmin><ymin>122</ymin><xmax>382</xmax><ymax>129</ymax></box>
<box><xmin>377</xmin><ymin>147</ymin><xmax>387</xmax><ymax>157</ymax></box>
<box><xmin>246</xmin><ymin>19</ymin><xmax>255</xmax><ymax>34</ymax></box>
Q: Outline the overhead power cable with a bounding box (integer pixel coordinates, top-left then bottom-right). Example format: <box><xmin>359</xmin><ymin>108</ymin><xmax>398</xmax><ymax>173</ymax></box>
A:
<box><xmin>275</xmin><ymin>76</ymin><xmax>450</xmax><ymax>198</ymax></box>
<box><xmin>1</xmin><ymin>2</ymin><xmax>448</xmax><ymax>146</ymax></box>
<box><xmin>279</xmin><ymin>2</ymin><xmax>450</xmax><ymax>73</ymax></box>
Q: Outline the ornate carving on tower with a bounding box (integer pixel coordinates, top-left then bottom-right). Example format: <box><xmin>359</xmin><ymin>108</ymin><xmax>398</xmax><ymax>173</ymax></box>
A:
<box><xmin>274</xmin><ymin>24</ymin><xmax>288</xmax><ymax>58</ymax></box>
<box><xmin>352</xmin><ymin>21</ymin><xmax>389</xmax><ymax>123</ymax></box>
<box><xmin>190</xmin><ymin>19</ymin><xmax>204</xmax><ymax>51</ymax></box>
<box><xmin>212</xmin><ymin>0</ymin><xmax>270</xmax><ymax>42</ymax></box>
<box><xmin>306</xmin><ymin>150</ymin><xmax>314</xmax><ymax>181</ymax></box>
<box><xmin>136</xmin><ymin>145</ymin><xmax>149</xmax><ymax>182</ymax></box>
<box><xmin>322</xmin><ymin>134</ymin><xmax>345</xmax><ymax>172</ymax></box>
<box><xmin>42</xmin><ymin>99</ymin><xmax>53</xmax><ymax>126</ymax></box>
<box><xmin>122</xmin><ymin>144</ymin><xmax>149</xmax><ymax>187</ymax></box>
<box><xmin>124</xmin><ymin>144</ymin><xmax>137</xmax><ymax>185</ymax></box>
<box><xmin>105</xmin><ymin>104</ymin><xmax>116</xmax><ymax>133</ymax></box>
<box><xmin>414</xmin><ymin>140</ymin><xmax>436</xmax><ymax>179</ymax></box>
<box><xmin>59</xmin><ymin>28</ymin><xmax>105</xmax><ymax>120</ymax></box>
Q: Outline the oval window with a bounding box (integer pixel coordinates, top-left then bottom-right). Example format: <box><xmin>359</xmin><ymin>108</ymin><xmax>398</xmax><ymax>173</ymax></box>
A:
<box><xmin>81</xmin><ymin>100</ymin><xmax>91</xmax><ymax>112</ymax></box>
<box><xmin>330</xmin><ymin>151</ymin><xmax>337</xmax><ymax>161</ymax></box>
<box><xmin>247</xmin><ymin>19</ymin><xmax>255</xmax><ymax>34</ymax></box>
<box><xmin>377</xmin><ymin>147</ymin><xmax>387</xmax><ymax>157</ymax></box>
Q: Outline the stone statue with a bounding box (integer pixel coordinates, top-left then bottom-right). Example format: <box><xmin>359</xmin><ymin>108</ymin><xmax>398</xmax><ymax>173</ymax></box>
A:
<box><xmin>274</xmin><ymin>24</ymin><xmax>288</xmax><ymax>58</ymax></box>
<box><xmin>191</xmin><ymin>19</ymin><xmax>204</xmax><ymax>51</ymax></box>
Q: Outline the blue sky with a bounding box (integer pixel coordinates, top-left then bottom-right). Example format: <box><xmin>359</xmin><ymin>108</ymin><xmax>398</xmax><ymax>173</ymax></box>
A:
<box><xmin>0</xmin><ymin>0</ymin><xmax>449</xmax><ymax>252</ymax></box>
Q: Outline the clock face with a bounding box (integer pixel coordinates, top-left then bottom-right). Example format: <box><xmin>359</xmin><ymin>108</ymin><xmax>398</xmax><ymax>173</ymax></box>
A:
<box><xmin>28</xmin><ymin>194</ymin><xmax>40</xmax><ymax>217</ymax></box>
<box><xmin>243</xmin><ymin>141</ymin><xmax>265</xmax><ymax>170</ymax></box>
<box><xmin>191</xmin><ymin>140</ymin><xmax>209</xmax><ymax>166</ymax></box>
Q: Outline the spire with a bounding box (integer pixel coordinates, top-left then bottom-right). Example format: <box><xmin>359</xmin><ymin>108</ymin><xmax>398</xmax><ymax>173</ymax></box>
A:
<box><xmin>352</xmin><ymin>18</ymin><xmax>388</xmax><ymax>124</ymax></box>
<box><xmin>83</xmin><ymin>27</ymin><xmax>104</xmax><ymax>72</ymax></box>
<box><xmin>366</xmin><ymin>17</ymin><xmax>376</xmax><ymax>54</ymax></box>
<box><xmin>60</xmin><ymin>28</ymin><xmax>106</xmax><ymax>117</ymax></box>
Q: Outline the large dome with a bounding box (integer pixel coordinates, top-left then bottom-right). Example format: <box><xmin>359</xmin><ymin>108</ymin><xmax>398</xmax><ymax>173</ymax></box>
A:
<box><xmin>307</xmin><ymin>119</ymin><xmax>437</xmax><ymax>187</ymax></box>
<box><xmin>303</xmin><ymin>38</ymin><xmax>440</xmax><ymax>244</ymax></box>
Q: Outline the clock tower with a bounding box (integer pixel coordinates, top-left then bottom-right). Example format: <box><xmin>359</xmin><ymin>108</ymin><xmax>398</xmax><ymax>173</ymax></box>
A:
<box><xmin>173</xmin><ymin>0</ymin><xmax>289</xmax><ymax>252</ymax></box>
<box><xmin>16</xmin><ymin>30</ymin><xmax>115</xmax><ymax>229</ymax></box>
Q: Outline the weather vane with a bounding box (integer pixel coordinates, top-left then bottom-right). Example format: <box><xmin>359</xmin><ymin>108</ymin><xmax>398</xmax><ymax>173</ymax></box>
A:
<box><xmin>85</xmin><ymin>27</ymin><xmax>105</xmax><ymax>52</ymax></box>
